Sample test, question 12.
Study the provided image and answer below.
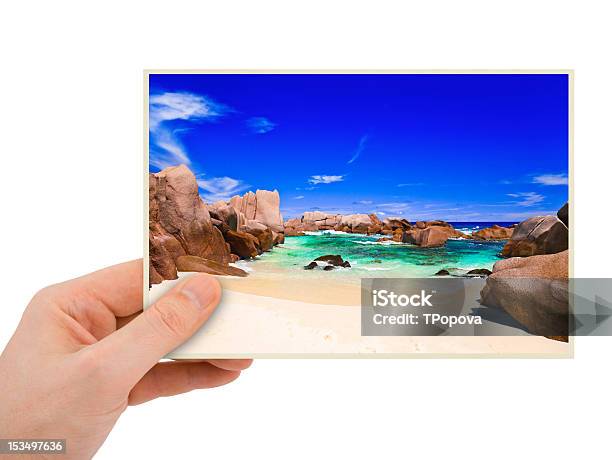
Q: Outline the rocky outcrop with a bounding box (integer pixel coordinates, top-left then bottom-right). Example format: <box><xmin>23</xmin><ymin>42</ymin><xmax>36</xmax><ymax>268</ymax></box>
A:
<box><xmin>176</xmin><ymin>255</ymin><xmax>248</xmax><ymax>277</ymax></box>
<box><xmin>501</xmin><ymin>207</ymin><xmax>568</xmax><ymax>257</ymax></box>
<box><xmin>472</xmin><ymin>225</ymin><xmax>514</xmax><ymax>240</ymax></box>
<box><xmin>390</xmin><ymin>221</ymin><xmax>468</xmax><ymax>247</ymax></box>
<box><xmin>272</xmin><ymin>231</ymin><xmax>285</xmax><ymax>245</ymax></box>
<box><xmin>254</xmin><ymin>190</ymin><xmax>284</xmax><ymax>232</ymax></box>
<box><xmin>416</xmin><ymin>220</ymin><xmax>451</xmax><ymax>229</ymax></box>
<box><xmin>339</xmin><ymin>214</ymin><xmax>374</xmax><ymax>233</ymax></box>
<box><xmin>152</xmin><ymin>165</ymin><xmax>232</xmax><ymax>264</ymax></box>
<box><xmin>304</xmin><ymin>254</ymin><xmax>351</xmax><ymax>270</ymax></box>
<box><xmin>224</xmin><ymin>230</ymin><xmax>260</xmax><ymax>259</ymax></box>
<box><xmin>284</xmin><ymin>212</ymin><xmax>470</xmax><ymax>249</ymax></box>
<box><xmin>229</xmin><ymin>191</ymin><xmax>256</xmax><ymax>227</ymax></box>
<box><xmin>466</xmin><ymin>268</ymin><xmax>492</xmax><ymax>277</ymax></box>
<box><xmin>285</xmin><ymin>229</ymin><xmax>306</xmax><ymax>237</ymax></box>
<box><xmin>149</xmin><ymin>165</ymin><xmax>233</xmax><ymax>285</ymax></box>
<box><xmin>149</xmin><ymin>229</ymin><xmax>179</xmax><ymax>282</ymax></box>
<box><xmin>149</xmin><ymin>165</ymin><xmax>285</xmax><ymax>285</ymax></box>
<box><xmin>303</xmin><ymin>211</ymin><xmax>341</xmax><ymax>229</ymax></box>
<box><xmin>229</xmin><ymin>189</ymin><xmax>284</xmax><ymax>233</ymax></box>
<box><xmin>403</xmin><ymin>226</ymin><xmax>449</xmax><ymax>247</ymax></box>
<box><xmin>285</xmin><ymin>211</ymin><xmax>410</xmax><ymax>236</ymax></box>
<box><xmin>381</xmin><ymin>217</ymin><xmax>412</xmax><ymax>234</ymax></box>
<box><xmin>480</xmin><ymin>250</ymin><xmax>569</xmax><ymax>340</ymax></box>
<box><xmin>208</xmin><ymin>202</ymin><xmax>238</xmax><ymax>231</ymax></box>
<box><xmin>244</xmin><ymin>220</ymin><xmax>274</xmax><ymax>252</ymax></box>
<box><xmin>314</xmin><ymin>255</ymin><xmax>350</xmax><ymax>266</ymax></box>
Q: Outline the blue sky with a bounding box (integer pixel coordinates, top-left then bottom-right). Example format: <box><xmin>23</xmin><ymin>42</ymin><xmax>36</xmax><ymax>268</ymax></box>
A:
<box><xmin>149</xmin><ymin>73</ymin><xmax>569</xmax><ymax>221</ymax></box>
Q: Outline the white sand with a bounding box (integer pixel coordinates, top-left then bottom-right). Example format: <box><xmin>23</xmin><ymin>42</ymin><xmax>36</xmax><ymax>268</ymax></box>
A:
<box><xmin>148</xmin><ymin>272</ymin><xmax>571</xmax><ymax>358</ymax></box>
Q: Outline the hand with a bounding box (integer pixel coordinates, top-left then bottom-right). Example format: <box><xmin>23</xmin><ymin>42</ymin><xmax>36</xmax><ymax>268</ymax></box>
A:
<box><xmin>0</xmin><ymin>260</ymin><xmax>251</xmax><ymax>459</ymax></box>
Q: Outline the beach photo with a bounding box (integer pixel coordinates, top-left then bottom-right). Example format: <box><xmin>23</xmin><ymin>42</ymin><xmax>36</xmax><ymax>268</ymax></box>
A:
<box><xmin>146</xmin><ymin>72</ymin><xmax>570</xmax><ymax>357</ymax></box>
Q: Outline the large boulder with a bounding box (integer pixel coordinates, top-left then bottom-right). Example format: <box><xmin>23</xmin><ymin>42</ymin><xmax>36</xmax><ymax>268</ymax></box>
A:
<box><xmin>229</xmin><ymin>189</ymin><xmax>284</xmax><ymax>233</ymax></box>
<box><xmin>176</xmin><ymin>255</ymin><xmax>248</xmax><ymax>277</ymax></box>
<box><xmin>149</xmin><ymin>265</ymin><xmax>164</xmax><ymax>285</ymax></box>
<box><xmin>149</xmin><ymin>166</ymin><xmax>234</xmax><ymax>284</ymax></box>
<box><xmin>339</xmin><ymin>214</ymin><xmax>373</xmax><ymax>233</ymax></box>
<box><xmin>230</xmin><ymin>191</ymin><xmax>257</xmax><ymax>221</ymax></box>
<box><xmin>210</xmin><ymin>218</ymin><xmax>230</xmax><ymax>235</ymax></box>
<box><xmin>367</xmin><ymin>214</ymin><xmax>383</xmax><ymax>234</ymax></box>
<box><xmin>392</xmin><ymin>228</ymin><xmax>403</xmax><ymax>242</ymax></box>
<box><xmin>301</xmin><ymin>212</ymin><xmax>342</xmax><ymax>230</ymax></box>
<box><xmin>383</xmin><ymin>217</ymin><xmax>412</xmax><ymax>232</ymax></box>
<box><xmin>435</xmin><ymin>226</ymin><xmax>470</xmax><ymax>239</ymax></box>
<box><xmin>208</xmin><ymin>203</ymin><xmax>238</xmax><ymax>231</ymax></box>
<box><xmin>308</xmin><ymin>254</ymin><xmax>351</xmax><ymax>269</ymax></box>
<box><xmin>151</xmin><ymin>165</ymin><xmax>232</xmax><ymax>264</ymax></box>
<box><xmin>254</xmin><ymin>189</ymin><xmax>284</xmax><ymax>232</ymax></box>
<box><xmin>224</xmin><ymin>230</ymin><xmax>260</xmax><ymax>259</ymax></box>
<box><xmin>245</xmin><ymin>220</ymin><xmax>274</xmax><ymax>252</ymax></box>
<box><xmin>314</xmin><ymin>255</ymin><xmax>345</xmax><ymax>266</ymax></box>
<box><xmin>272</xmin><ymin>231</ymin><xmax>285</xmax><ymax>245</ymax></box>
<box><xmin>149</xmin><ymin>230</ymin><xmax>178</xmax><ymax>284</ymax></box>
<box><xmin>404</xmin><ymin>226</ymin><xmax>449</xmax><ymax>247</ymax></box>
<box><xmin>480</xmin><ymin>250</ymin><xmax>569</xmax><ymax>340</ymax></box>
<box><xmin>472</xmin><ymin>225</ymin><xmax>514</xmax><ymax>240</ymax></box>
<box><xmin>501</xmin><ymin>215</ymin><xmax>568</xmax><ymax>257</ymax></box>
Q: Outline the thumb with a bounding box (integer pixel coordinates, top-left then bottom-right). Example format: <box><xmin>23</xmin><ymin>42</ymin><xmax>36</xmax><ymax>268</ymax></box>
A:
<box><xmin>93</xmin><ymin>274</ymin><xmax>221</xmax><ymax>385</ymax></box>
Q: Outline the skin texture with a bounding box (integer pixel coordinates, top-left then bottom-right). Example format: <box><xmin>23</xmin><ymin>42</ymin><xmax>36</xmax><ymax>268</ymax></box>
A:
<box><xmin>0</xmin><ymin>260</ymin><xmax>252</xmax><ymax>459</ymax></box>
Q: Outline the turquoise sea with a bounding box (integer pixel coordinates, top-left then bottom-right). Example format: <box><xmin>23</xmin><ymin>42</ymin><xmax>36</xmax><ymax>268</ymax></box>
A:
<box><xmin>235</xmin><ymin>223</ymin><xmax>514</xmax><ymax>281</ymax></box>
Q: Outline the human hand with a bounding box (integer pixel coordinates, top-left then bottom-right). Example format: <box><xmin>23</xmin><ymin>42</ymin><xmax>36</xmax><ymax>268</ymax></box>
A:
<box><xmin>0</xmin><ymin>260</ymin><xmax>251</xmax><ymax>459</ymax></box>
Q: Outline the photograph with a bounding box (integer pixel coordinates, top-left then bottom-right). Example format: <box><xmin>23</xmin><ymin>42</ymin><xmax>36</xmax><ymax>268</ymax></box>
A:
<box><xmin>4</xmin><ymin>3</ymin><xmax>612</xmax><ymax>459</ymax></box>
<box><xmin>147</xmin><ymin>72</ymin><xmax>571</xmax><ymax>357</ymax></box>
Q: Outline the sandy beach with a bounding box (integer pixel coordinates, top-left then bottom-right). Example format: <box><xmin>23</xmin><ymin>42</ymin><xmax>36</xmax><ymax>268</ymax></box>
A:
<box><xmin>148</xmin><ymin>269</ymin><xmax>571</xmax><ymax>358</ymax></box>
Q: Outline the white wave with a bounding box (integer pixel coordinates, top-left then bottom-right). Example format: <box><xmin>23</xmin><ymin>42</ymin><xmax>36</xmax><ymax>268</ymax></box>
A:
<box><xmin>354</xmin><ymin>240</ymin><xmax>402</xmax><ymax>246</ymax></box>
<box><xmin>361</xmin><ymin>266</ymin><xmax>393</xmax><ymax>271</ymax></box>
<box><xmin>230</xmin><ymin>261</ymin><xmax>254</xmax><ymax>273</ymax></box>
<box><xmin>304</xmin><ymin>230</ymin><xmax>352</xmax><ymax>236</ymax></box>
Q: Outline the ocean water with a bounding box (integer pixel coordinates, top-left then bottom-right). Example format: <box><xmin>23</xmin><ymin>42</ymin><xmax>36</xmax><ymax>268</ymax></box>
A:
<box><xmin>236</xmin><ymin>223</ymin><xmax>515</xmax><ymax>280</ymax></box>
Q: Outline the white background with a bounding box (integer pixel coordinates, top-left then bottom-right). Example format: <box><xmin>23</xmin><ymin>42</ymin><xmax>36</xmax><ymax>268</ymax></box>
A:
<box><xmin>1</xmin><ymin>1</ymin><xmax>611</xmax><ymax>459</ymax></box>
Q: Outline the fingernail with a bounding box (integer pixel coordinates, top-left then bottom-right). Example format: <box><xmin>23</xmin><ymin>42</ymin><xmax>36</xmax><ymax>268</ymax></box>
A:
<box><xmin>180</xmin><ymin>275</ymin><xmax>220</xmax><ymax>310</ymax></box>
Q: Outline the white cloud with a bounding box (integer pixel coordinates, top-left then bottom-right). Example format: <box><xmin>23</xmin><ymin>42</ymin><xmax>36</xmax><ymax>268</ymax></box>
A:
<box><xmin>308</xmin><ymin>175</ymin><xmax>344</xmax><ymax>184</ymax></box>
<box><xmin>294</xmin><ymin>195</ymin><xmax>305</xmax><ymax>200</ymax></box>
<box><xmin>197</xmin><ymin>176</ymin><xmax>249</xmax><ymax>203</ymax></box>
<box><xmin>507</xmin><ymin>192</ymin><xmax>545</xmax><ymax>207</ymax></box>
<box><xmin>353</xmin><ymin>200</ymin><xmax>373</xmax><ymax>205</ymax></box>
<box><xmin>397</xmin><ymin>182</ymin><xmax>424</xmax><ymax>187</ymax></box>
<box><xmin>532</xmin><ymin>173</ymin><xmax>568</xmax><ymax>186</ymax></box>
<box><xmin>347</xmin><ymin>135</ymin><xmax>368</xmax><ymax>164</ymax></box>
<box><xmin>149</xmin><ymin>91</ymin><xmax>230</xmax><ymax>169</ymax></box>
<box><xmin>247</xmin><ymin>117</ymin><xmax>276</xmax><ymax>134</ymax></box>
